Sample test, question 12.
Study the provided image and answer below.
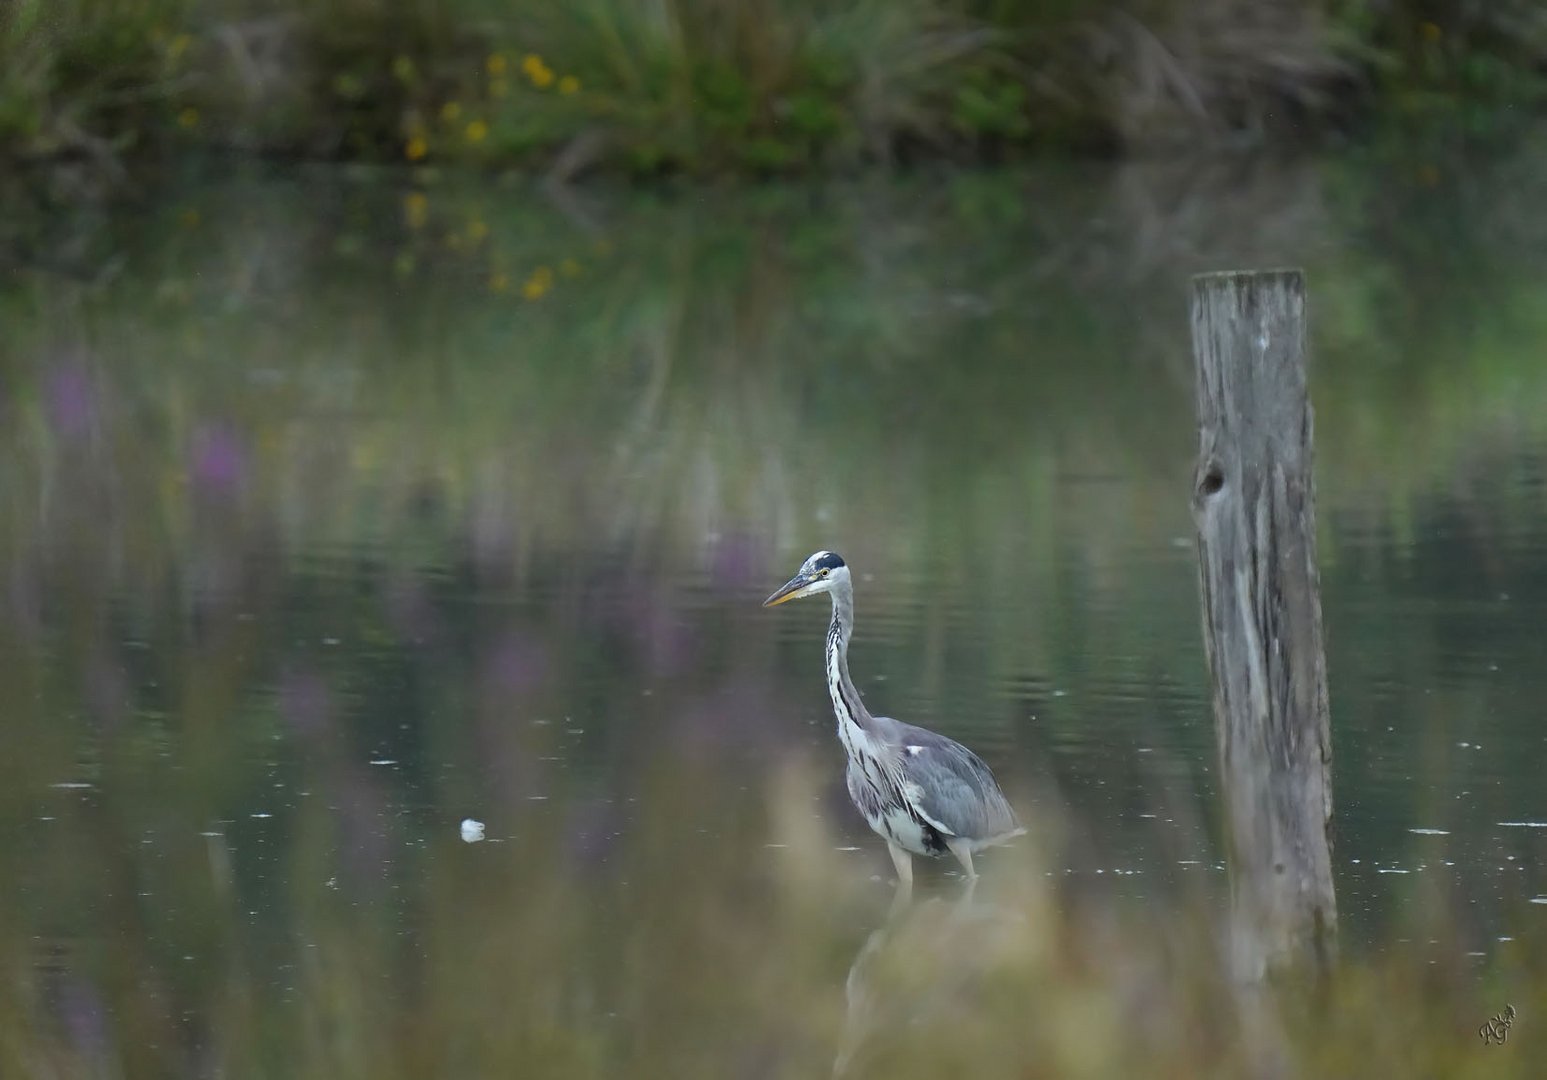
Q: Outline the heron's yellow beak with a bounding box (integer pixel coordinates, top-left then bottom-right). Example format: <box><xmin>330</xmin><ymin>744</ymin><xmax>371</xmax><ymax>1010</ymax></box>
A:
<box><xmin>763</xmin><ymin>574</ymin><xmax>816</xmax><ymax>607</ymax></box>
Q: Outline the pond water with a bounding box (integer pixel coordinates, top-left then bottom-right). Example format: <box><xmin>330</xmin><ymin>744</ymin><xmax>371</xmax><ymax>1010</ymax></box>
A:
<box><xmin>3</xmin><ymin>149</ymin><xmax>1547</xmax><ymax>1073</ymax></box>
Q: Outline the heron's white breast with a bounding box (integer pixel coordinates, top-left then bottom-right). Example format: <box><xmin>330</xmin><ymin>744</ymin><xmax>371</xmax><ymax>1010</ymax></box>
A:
<box><xmin>876</xmin><ymin>807</ymin><xmax>931</xmax><ymax>855</ymax></box>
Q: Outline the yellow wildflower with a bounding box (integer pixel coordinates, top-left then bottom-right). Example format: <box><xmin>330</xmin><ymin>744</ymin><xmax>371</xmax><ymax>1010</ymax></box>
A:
<box><xmin>522</xmin><ymin>266</ymin><xmax>554</xmax><ymax>300</ymax></box>
<box><xmin>522</xmin><ymin>53</ymin><xmax>555</xmax><ymax>88</ymax></box>
<box><xmin>558</xmin><ymin>75</ymin><xmax>580</xmax><ymax>95</ymax></box>
<box><xmin>487</xmin><ymin>53</ymin><xmax>507</xmax><ymax>76</ymax></box>
<box><xmin>404</xmin><ymin>191</ymin><xmax>428</xmax><ymax>229</ymax></box>
<box><xmin>177</xmin><ymin>107</ymin><xmax>199</xmax><ymax>129</ymax></box>
<box><xmin>466</xmin><ymin>119</ymin><xmax>489</xmax><ymax>144</ymax></box>
<box><xmin>405</xmin><ymin>135</ymin><xmax>429</xmax><ymax>161</ymax></box>
<box><xmin>440</xmin><ymin>100</ymin><xmax>463</xmax><ymax>122</ymax></box>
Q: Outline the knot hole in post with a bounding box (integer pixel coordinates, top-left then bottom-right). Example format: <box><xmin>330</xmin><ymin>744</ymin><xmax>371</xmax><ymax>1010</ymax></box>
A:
<box><xmin>1199</xmin><ymin>461</ymin><xmax>1225</xmax><ymax>498</ymax></box>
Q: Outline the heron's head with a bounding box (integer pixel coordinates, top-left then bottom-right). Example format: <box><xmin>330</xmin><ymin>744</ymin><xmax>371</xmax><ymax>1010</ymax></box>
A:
<box><xmin>763</xmin><ymin>550</ymin><xmax>849</xmax><ymax>607</ymax></box>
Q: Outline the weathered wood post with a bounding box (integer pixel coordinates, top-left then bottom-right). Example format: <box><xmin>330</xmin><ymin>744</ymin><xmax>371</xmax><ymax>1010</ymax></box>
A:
<box><xmin>1189</xmin><ymin>269</ymin><xmax>1337</xmax><ymax>981</ymax></box>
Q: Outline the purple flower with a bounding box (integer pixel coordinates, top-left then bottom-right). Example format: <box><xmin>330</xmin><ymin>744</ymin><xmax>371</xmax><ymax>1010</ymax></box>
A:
<box><xmin>47</xmin><ymin>365</ymin><xmax>97</xmax><ymax>438</ymax></box>
<box><xmin>190</xmin><ymin>424</ymin><xmax>247</xmax><ymax>493</ymax></box>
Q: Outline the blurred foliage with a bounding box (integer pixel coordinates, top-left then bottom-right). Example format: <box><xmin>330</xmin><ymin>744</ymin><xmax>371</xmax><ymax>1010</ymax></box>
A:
<box><xmin>1330</xmin><ymin>0</ymin><xmax>1547</xmax><ymax>120</ymax></box>
<box><xmin>4</xmin><ymin>151</ymin><xmax>1547</xmax><ymax>1074</ymax></box>
<box><xmin>2</xmin><ymin>0</ymin><xmax>1547</xmax><ymax>177</ymax></box>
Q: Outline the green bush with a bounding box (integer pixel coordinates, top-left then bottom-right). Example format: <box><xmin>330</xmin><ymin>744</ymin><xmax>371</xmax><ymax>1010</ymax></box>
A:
<box><xmin>3</xmin><ymin>0</ymin><xmax>1546</xmax><ymax>176</ymax></box>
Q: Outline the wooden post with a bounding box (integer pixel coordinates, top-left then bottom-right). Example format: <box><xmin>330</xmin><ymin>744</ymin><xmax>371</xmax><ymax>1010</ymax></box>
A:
<box><xmin>1189</xmin><ymin>269</ymin><xmax>1337</xmax><ymax>981</ymax></box>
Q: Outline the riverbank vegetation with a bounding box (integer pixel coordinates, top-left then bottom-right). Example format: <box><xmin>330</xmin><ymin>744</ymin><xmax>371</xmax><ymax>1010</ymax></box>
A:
<box><xmin>3</xmin><ymin>0</ymin><xmax>1546</xmax><ymax>178</ymax></box>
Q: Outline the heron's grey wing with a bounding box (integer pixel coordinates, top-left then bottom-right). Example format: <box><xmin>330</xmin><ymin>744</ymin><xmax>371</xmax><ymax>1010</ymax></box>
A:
<box><xmin>875</xmin><ymin>719</ymin><xmax>1020</xmax><ymax>843</ymax></box>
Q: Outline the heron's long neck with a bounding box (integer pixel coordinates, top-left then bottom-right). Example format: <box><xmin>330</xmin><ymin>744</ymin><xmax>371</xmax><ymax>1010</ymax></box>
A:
<box><xmin>825</xmin><ymin>584</ymin><xmax>876</xmax><ymax>736</ymax></box>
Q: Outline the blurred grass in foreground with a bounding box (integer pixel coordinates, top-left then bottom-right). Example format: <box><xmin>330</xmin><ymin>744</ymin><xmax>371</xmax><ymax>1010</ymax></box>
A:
<box><xmin>4</xmin><ymin>0</ymin><xmax>1547</xmax><ymax>177</ymax></box>
<box><xmin>1</xmin><ymin>756</ymin><xmax>1545</xmax><ymax>1078</ymax></box>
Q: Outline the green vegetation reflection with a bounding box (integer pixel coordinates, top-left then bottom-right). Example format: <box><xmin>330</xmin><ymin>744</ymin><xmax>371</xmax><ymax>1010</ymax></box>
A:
<box><xmin>3</xmin><ymin>157</ymin><xmax>1547</xmax><ymax>1075</ymax></box>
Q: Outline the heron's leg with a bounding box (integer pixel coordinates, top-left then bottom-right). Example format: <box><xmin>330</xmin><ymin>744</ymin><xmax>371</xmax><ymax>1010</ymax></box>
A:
<box><xmin>887</xmin><ymin>842</ymin><xmax>914</xmax><ymax>898</ymax></box>
<box><xmin>956</xmin><ymin>873</ymin><xmax>979</xmax><ymax>911</ymax></box>
<box><xmin>945</xmin><ymin>838</ymin><xmax>977</xmax><ymax>880</ymax></box>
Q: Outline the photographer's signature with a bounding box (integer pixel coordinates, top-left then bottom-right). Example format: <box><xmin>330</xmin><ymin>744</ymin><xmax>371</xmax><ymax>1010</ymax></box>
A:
<box><xmin>1480</xmin><ymin>1004</ymin><xmax>1516</xmax><ymax>1045</ymax></box>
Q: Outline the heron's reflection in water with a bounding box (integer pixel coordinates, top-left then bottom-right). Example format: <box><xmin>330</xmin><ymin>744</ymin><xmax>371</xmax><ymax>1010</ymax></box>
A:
<box><xmin>833</xmin><ymin>877</ymin><xmax>1004</xmax><ymax>1078</ymax></box>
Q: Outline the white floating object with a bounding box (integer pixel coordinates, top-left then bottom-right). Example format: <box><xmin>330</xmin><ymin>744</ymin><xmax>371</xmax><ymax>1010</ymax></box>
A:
<box><xmin>460</xmin><ymin>819</ymin><xmax>485</xmax><ymax>843</ymax></box>
<box><xmin>1498</xmin><ymin>822</ymin><xmax>1547</xmax><ymax>828</ymax></box>
<box><xmin>1408</xmin><ymin>828</ymin><xmax>1450</xmax><ymax>835</ymax></box>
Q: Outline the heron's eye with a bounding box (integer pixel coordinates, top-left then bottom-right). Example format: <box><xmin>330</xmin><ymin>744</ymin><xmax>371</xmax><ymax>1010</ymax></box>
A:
<box><xmin>818</xmin><ymin>567</ymin><xmax>830</xmax><ymax>578</ymax></box>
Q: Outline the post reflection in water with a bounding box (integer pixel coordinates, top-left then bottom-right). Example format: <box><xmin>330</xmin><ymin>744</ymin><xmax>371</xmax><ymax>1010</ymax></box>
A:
<box><xmin>3</xmin><ymin>154</ymin><xmax>1547</xmax><ymax>1075</ymax></box>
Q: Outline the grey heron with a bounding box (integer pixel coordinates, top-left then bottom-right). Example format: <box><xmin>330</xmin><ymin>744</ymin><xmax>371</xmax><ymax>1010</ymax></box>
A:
<box><xmin>764</xmin><ymin>550</ymin><xmax>1023</xmax><ymax>892</ymax></box>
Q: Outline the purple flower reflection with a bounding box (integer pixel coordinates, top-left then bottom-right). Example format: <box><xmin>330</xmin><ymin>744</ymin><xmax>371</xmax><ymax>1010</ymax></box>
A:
<box><xmin>47</xmin><ymin>365</ymin><xmax>97</xmax><ymax>439</ymax></box>
<box><xmin>8</xmin><ymin>560</ymin><xmax>42</xmax><ymax>637</ymax></box>
<box><xmin>334</xmin><ymin>766</ymin><xmax>395</xmax><ymax>890</ymax></box>
<box><xmin>672</xmin><ymin>678</ymin><xmax>783</xmax><ymax>757</ymax></box>
<box><xmin>383</xmin><ymin>577</ymin><xmax>444</xmax><ymax>648</ymax></box>
<box><xmin>623</xmin><ymin>594</ymin><xmax>697</xmax><ymax>677</ymax></box>
<box><xmin>482</xmin><ymin>630</ymin><xmax>549</xmax><ymax>696</ymax></box>
<box><xmin>565</xmin><ymin>796</ymin><xmax>623</xmax><ymax>870</ymax></box>
<box><xmin>708</xmin><ymin>532</ymin><xmax>762</xmax><ymax>590</ymax></box>
<box><xmin>189</xmin><ymin>424</ymin><xmax>247</xmax><ymax>494</ymax></box>
<box><xmin>85</xmin><ymin>652</ymin><xmax>129</xmax><ymax>731</ymax></box>
<box><xmin>468</xmin><ymin>494</ymin><xmax>515</xmax><ymax>576</ymax></box>
<box><xmin>57</xmin><ymin>975</ymin><xmax>111</xmax><ymax>1062</ymax></box>
<box><xmin>278</xmin><ymin>667</ymin><xmax>333</xmax><ymax>739</ymax></box>
<box><xmin>471</xmin><ymin>631</ymin><xmax>552</xmax><ymax>807</ymax></box>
